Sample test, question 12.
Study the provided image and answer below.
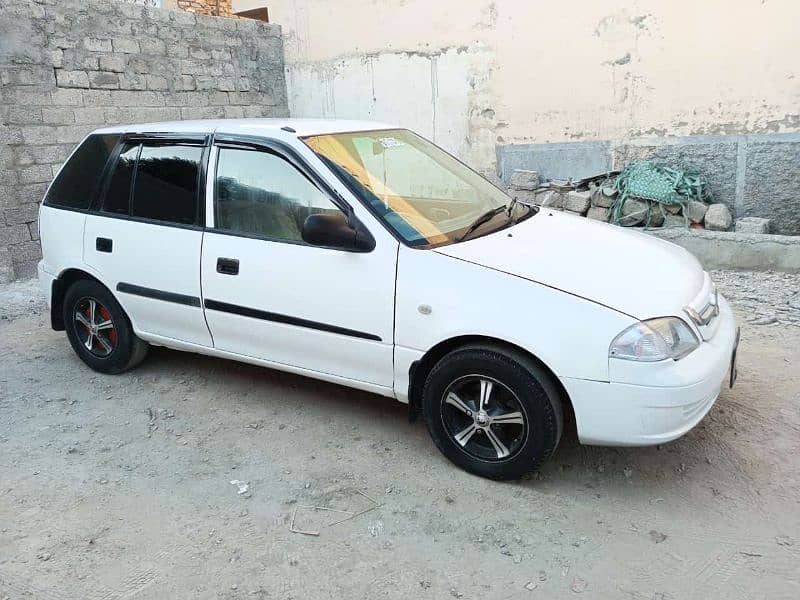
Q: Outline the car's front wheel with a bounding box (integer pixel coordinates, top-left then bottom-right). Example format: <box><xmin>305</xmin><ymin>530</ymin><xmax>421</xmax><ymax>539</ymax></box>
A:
<box><xmin>63</xmin><ymin>279</ymin><xmax>148</xmax><ymax>374</ymax></box>
<box><xmin>422</xmin><ymin>345</ymin><xmax>563</xmax><ymax>480</ymax></box>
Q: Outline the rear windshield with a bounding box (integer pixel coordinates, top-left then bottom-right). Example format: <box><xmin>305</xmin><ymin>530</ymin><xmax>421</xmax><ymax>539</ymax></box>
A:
<box><xmin>43</xmin><ymin>134</ymin><xmax>120</xmax><ymax>210</ymax></box>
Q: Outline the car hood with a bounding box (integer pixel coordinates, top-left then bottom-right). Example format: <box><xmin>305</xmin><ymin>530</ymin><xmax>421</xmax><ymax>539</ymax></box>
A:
<box><xmin>434</xmin><ymin>210</ymin><xmax>705</xmax><ymax>319</ymax></box>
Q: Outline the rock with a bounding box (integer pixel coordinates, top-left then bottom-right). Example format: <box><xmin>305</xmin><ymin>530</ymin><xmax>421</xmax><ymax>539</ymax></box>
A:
<box><xmin>564</xmin><ymin>190</ymin><xmax>591</xmax><ymax>214</ymax></box>
<box><xmin>509</xmin><ymin>169</ymin><xmax>540</xmax><ymax>190</ymax></box>
<box><xmin>591</xmin><ymin>188</ymin><xmax>614</xmax><ymax>208</ymax></box>
<box><xmin>751</xmin><ymin>315</ymin><xmax>778</xmax><ymax>325</ymax></box>
<box><xmin>686</xmin><ymin>200</ymin><xmax>709</xmax><ymax>223</ymax></box>
<box><xmin>524</xmin><ymin>581</ymin><xmax>538</xmax><ymax>591</ymax></box>
<box><xmin>649</xmin><ymin>530</ymin><xmax>667</xmax><ymax>543</ymax></box>
<box><xmin>570</xmin><ymin>576</ymin><xmax>588</xmax><ymax>593</ymax></box>
<box><xmin>587</xmin><ymin>207</ymin><xmax>610</xmax><ymax>222</ymax></box>
<box><xmin>735</xmin><ymin>217</ymin><xmax>771</xmax><ymax>234</ymax></box>
<box><xmin>664</xmin><ymin>203</ymin><xmax>683</xmax><ymax>215</ymax></box>
<box><xmin>704</xmin><ymin>203</ymin><xmax>733</xmax><ymax>231</ymax></box>
<box><xmin>617</xmin><ymin>198</ymin><xmax>649</xmax><ymax>226</ymax></box>
<box><xmin>534</xmin><ymin>190</ymin><xmax>565</xmax><ymax>209</ymax></box>
<box><xmin>662</xmin><ymin>215</ymin><xmax>686</xmax><ymax>228</ymax></box>
<box><xmin>646</xmin><ymin>203</ymin><xmax>665</xmax><ymax>227</ymax></box>
<box><xmin>512</xmin><ymin>189</ymin><xmax>538</xmax><ymax>205</ymax></box>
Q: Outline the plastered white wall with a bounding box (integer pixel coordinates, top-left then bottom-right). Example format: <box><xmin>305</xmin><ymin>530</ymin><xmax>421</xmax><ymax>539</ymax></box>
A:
<box><xmin>234</xmin><ymin>0</ymin><xmax>800</xmax><ymax>173</ymax></box>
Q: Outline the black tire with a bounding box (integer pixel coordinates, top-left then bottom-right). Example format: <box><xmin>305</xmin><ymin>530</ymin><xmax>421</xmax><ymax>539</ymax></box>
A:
<box><xmin>422</xmin><ymin>345</ymin><xmax>563</xmax><ymax>480</ymax></box>
<box><xmin>62</xmin><ymin>279</ymin><xmax>148</xmax><ymax>374</ymax></box>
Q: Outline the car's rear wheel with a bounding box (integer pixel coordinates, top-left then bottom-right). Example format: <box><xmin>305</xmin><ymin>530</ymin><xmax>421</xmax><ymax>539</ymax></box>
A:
<box><xmin>422</xmin><ymin>345</ymin><xmax>563</xmax><ymax>480</ymax></box>
<box><xmin>63</xmin><ymin>279</ymin><xmax>148</xmax><ymax>374</ymax></box>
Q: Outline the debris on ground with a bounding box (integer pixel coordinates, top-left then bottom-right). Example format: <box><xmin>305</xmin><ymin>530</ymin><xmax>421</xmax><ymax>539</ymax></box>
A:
<box><xmin>288</xmin><ymin>489</ymin><xmax>381</xmax><ymax>537</ymax></box>
<box><xmin>507</xmin><ymin>160</ymin><xmax>751</xmax><ymax>233</ymax></box>
<box><xmin>649</xmin><ymin>530</ymin><xmax>668</xmax><ymax>544</ymax></box>
<box><xmin>230</xmin><ymin>480</ymin><xmax>250</xmax><ymax>497</ymax></box>
<box><xmin>570</xmin><ymin>576</ymin><xmax>588</xmax><ymax>593</ymax></box>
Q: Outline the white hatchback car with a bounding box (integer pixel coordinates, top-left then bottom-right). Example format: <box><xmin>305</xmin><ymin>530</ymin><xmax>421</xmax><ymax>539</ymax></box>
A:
<box><xmin>38</xmin><ymin>119</ymin><xmax>739</xmax><ymax>479</ymax></box>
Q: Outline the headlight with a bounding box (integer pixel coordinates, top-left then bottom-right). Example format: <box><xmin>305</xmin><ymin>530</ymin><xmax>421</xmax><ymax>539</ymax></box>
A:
<box><xmin>609</xmin><ymin>317</ymin><xmax>699</xmax><ymax>362</ymax></box>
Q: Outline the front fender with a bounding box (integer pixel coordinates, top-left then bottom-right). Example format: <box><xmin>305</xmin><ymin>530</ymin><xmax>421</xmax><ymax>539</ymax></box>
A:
<box><xmin>395</xmin><ymin>246</ymin><xmax>635</xmax><ymax>383</ymax></box>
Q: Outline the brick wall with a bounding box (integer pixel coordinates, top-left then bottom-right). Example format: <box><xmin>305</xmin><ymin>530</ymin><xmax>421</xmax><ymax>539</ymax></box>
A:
<box><xmin>0</xmin><ymin>0</ymin><xmax>288</xmax><ymax>281</ymax></box>
<box><xmin>176</xmin><ymin>0</ymin><xmax>234</xmax><ymax>17</ymax></box>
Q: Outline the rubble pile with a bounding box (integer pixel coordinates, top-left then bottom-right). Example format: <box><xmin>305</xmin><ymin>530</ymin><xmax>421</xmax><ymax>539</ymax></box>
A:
<box><xmin>508</xmin><ymin>165</ymin><xmax>768</xmax><ymax>233</ymax></box>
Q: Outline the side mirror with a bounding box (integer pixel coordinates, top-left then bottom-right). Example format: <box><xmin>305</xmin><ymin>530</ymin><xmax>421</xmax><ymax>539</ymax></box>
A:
<box><xmin>302</xmin><ymin>212</ymin><xmax>376</xmax><ymax>252</ymax></box>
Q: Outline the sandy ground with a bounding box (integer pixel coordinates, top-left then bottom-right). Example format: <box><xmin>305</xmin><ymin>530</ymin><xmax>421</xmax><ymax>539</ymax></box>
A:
<box><xmin>1</xmin><ymin>273</ymin><xmax>799</xmax><ymax>599</ymax></box>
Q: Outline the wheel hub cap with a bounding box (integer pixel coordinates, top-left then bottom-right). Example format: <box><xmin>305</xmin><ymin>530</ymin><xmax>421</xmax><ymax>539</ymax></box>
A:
<box><xmin>440</xmin><ymin>375</ymin><xmax>528</xmax><ymax>462</ymax></box>
<box><xmin>73</xmin><ymin>297</ymin><xmax>117</xmax><ymax>358</ymax></box>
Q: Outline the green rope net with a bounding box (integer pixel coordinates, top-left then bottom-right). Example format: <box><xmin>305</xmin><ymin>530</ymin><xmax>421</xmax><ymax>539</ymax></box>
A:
<box><xmin>611</xmin><ymin>160</ymin><xmax>712</xmax><ymax>227</ymax></box>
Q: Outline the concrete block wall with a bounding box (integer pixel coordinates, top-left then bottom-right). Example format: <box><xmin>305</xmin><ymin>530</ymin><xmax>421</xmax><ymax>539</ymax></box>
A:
<box><xmin>0</xmin><ymin>0</ymin><xmax>288</xmax><ymax>280</ymax></box>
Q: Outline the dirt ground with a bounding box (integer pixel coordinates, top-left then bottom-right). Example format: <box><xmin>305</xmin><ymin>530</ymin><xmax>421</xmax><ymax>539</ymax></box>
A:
<box><xmin>1</xmin><ymin>272</ymin><xmax>799</xmax><ymax>599</ymax></box>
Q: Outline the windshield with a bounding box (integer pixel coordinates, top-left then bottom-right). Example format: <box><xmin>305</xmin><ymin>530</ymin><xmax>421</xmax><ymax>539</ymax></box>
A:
<box><xmin>303</xmin><ymin>129</ymin><xmax>531</xmax><ymax>247</ymax></box>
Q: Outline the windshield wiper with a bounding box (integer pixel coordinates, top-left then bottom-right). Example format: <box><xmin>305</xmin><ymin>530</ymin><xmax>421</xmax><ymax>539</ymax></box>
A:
<box><xmin>506</xmin><ymin>197</ymin><xmax>517</xmax><ymax>217</ymax></box>
<box><xmin>457</xmin><ymin>205</ymin><xmax>509</xmax><ymax>242</ymax></box>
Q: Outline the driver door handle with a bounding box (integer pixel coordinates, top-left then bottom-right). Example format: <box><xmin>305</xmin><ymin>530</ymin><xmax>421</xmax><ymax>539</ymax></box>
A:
<box><xmin>216</xmin><ymin>257</ymin><xmax>239</xmax><ymax>276</ymax></box>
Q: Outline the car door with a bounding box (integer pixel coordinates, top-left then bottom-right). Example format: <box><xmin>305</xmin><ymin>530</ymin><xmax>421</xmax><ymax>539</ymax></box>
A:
<box><xmin>83</xmin><ymin>135</ymin><xmax>213</xmax><ymax>347</ymax></box>
<box><xmin>200</xmin><ymin>138</ymin><xmax>397</xmax><ymax>388</ymax></box>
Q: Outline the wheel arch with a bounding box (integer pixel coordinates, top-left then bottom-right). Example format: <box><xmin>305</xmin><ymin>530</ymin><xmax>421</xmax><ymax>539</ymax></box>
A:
<box><xmin>408</xmin><ymin>335</ymin><xmax>574</xmax><ymax>426</ymax></box>
<box><xmin>50</xmin><ymin>268</ymin><xmax>107</xmax><ymax>331</ymax></box>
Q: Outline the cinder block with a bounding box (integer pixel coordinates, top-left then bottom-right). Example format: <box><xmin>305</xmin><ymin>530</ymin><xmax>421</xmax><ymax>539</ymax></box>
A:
<box><xmin>83</xmin><ymin>38</ymin><xmax>113</xmax><ymax>53</ymax></box>
<box><xmin>735</xmin><ymin>217</ymin><xmax>770</xmax><ymax>234</ymax></box>
<box><xmin>139</xmin><ymin>38</ymin><xmax>167</xmax><ymax>55</ymax></box>
<box><xmin>16</xmin><ymin>164</ymin><xmax>54</xmax><ymax>185</ymax></box>
<box><xmin>0</xmin><ymin>223</ymin><xmax>33</xmax><ymax>245</ymax></box>
<box><xmin>564</xmin><ymin>190</ymin><xmax>591</xmax><ymax>214</ymax></box>
<box><xmin>4</xmin><ymin>203</ymin><xmax>40</xmax><ymax>225</ymax></box>
<box><xmin>41</xmin><ymin>108</ymin><xmax>76</xmax><ymax>125</ymax></box>
<box><xmin>88</xmin><ymin>71</ymin><xmax>120</xmax><ymax>89</ymax></box>
<box><xmin>0</xmin><ymin>246</ymin><xmax>13</xmax><ymax>284</ymax></box>
<box><xmin>587</xmin><ymin>206</ymin><xmax>610</xmax><ymax>222</ymax></box>
<box><xmin>509</xmin><ymin>169</ymin><xmax>540</xmax><ymax>191</ymax></box>
<box><xmin>55</xmin><ymin>70</ymin><xmax>90</xmax><ymax>89</ymax></box>
<box><xmin>99</xmin><ymin>55</ymin><xmax>126</xmax><ymax>73</ymax></box>
<box><xmin>118</xmin><ymin>74</ymin><xmax>147</xmax><ymax>90</ymax></box>
<box><xmin>146</xmin><ymin>75</ymin><xmax>169</xmax><ymax>91</ymax></box>
<box><xmin>50</xmin><ymin>88</ymin><xmax>83</xmax><ymax>106</ymax></box>
<box><xmin>112</xmin><ymin>38</ymin><xmax>140</xmax><ymax>54</ymax></box>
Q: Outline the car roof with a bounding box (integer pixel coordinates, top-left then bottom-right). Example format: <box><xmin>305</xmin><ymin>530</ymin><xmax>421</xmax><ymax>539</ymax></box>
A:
<box><xmin>92</xmin><ymin>118</ymin><xmax>399</xmax><ymax>138</ymax></box>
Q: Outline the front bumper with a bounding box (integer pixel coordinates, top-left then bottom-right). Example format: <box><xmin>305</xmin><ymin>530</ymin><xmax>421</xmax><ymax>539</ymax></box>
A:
<box><xmin>561</xmin><ymin>294</ymin><xmax>738</xmax><ymax>446</ymax></box>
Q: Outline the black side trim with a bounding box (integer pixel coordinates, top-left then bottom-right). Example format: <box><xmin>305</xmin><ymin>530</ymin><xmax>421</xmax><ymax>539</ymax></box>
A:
<box><xmin>116</xmin><ymin>282</ymin><xmax>201</xmax><ymax>307</ymax></box>
<box><xmin>204</xmin><ymin>299</ymin><xmax>382</xmax><ymax>342</ymax></box>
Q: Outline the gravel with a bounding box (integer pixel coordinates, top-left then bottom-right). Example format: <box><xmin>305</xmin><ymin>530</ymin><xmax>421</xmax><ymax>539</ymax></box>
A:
<box><xmin>710</xmin><ymin>269</ymin><xmax>800</xmax><ymax>326</ymax></box>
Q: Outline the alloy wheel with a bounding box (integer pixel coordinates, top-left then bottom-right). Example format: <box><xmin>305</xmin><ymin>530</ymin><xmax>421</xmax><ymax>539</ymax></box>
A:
<box><xmin>440</xmin><ymin>375</ymin><xmax>528</xmax><ymax>461</ymax></box>
<box><xmin>73</xmin><ymin>297</ymin><xmax>117</xmax><ymax>358</ymax></box>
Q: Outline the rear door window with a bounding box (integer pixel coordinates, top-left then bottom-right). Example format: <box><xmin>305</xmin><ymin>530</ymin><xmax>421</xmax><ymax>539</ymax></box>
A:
<box><xmin>100</xmin><ymin>141</ymin><xmax>204</xmax><ymax>226</ymax></box>
<box><xmin>102</xmin><ymin>143</ymin><xmax>138</xmax><ymax>216</ymax></box>
<box><xmin>131</xmin><ymin>144</ymin><xmax>203</xmax><ymax>225</ymax></box>
<box><xmin>44</xmin><ymin>134</ymin><xmax>120</xmax><ymax>209</ymax></box>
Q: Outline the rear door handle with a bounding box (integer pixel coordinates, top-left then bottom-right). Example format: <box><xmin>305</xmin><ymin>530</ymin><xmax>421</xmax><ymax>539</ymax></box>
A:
<box><xmin>216</xmin><ymin>257</ymin><xmax>239</xmax><ymax>275</ymax></box>
<box><xmin>96</xmin><ymin>237</ymin><xmax>113</xmax><ymax>253</ymax></box>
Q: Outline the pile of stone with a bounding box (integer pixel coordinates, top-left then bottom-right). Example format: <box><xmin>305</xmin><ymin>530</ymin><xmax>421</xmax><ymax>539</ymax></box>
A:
<box><xmin>507</xmin><ymin>169</ymin><xmax>770</xmax><ymax>233</ymax></box>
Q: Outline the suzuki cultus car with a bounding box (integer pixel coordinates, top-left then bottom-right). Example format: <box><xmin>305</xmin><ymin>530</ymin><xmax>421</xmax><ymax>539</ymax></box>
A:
<box><xmin>38</xmin><ymin>119</ymin><xmax>739</xmax><ymax>479</ymax></box>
